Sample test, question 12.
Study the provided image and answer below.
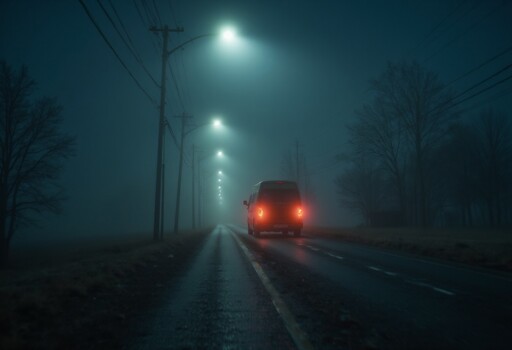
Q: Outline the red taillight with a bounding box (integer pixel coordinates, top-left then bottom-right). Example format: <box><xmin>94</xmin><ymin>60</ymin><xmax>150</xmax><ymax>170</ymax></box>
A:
<box><xmin>297</xmin><ymin>207</ymin><xmax>303</xmax><ymax>218</ymax></box>
<box><xmin>257</xmin><ymin>207</ymin><xmax>264</xmax><ymax>218</ymax></box>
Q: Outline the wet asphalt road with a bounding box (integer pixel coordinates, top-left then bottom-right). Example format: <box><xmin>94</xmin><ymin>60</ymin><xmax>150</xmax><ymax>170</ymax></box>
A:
<box><xmin>131</xmin><ymin>225</ymin><xmax>295</xmax><ymax>349</ymax></box>
<box><xmin>131</xmin><ymin>224</ymin><xmax>512</xmax><ymax>349</ymax></box>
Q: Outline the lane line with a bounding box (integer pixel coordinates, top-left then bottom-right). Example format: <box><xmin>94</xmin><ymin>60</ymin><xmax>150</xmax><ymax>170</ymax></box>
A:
<box><xmin>326</xmin><ymin>252</ymin><xmax>344</xmax><ymax>260</ymax></box>
<box><xmin>367</xmin><ymin>265</ymin><xmax>400</xmax><ymax>278</ymax></box>
<box><xmin>230</xmin><ymin>229</ymin><xmax>314</xmax><ymax>350</ymax></box>
<box><xmin>384</xmin><ymin>271</ymin><xmax>398</xmax><ymax>276</ymax></box>
<box><xmin>231</xmin><ymin>225</ymin><xmax>459</xmax><ymax>298</ymax></box>
<box><xmin>409</xmin><ymin>281</ymin><xmax>456</xmax><ymax>296</ymax></box>
<box><xmin>432</xmin><ymin>287</ymin><xmax>455</xmax><ymax>296</ymax></box>
<box><xmin>323</xmin><ymin>239</ymin><xmax>512</xmax><ymax>283</ymax></box>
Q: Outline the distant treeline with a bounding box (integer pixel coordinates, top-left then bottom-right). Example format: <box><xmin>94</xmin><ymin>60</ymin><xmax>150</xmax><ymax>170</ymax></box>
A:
<box><xmin>336</xmin><ymin>61</ymin><xmax>511</xmax><ymax>228</ymax></box>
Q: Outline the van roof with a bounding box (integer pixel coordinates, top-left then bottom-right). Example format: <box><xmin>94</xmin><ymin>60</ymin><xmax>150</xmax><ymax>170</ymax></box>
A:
<box><xmin>255</xmin><ymin>180</ymin><xmax>299</xmax><ymax>189</ymax></box>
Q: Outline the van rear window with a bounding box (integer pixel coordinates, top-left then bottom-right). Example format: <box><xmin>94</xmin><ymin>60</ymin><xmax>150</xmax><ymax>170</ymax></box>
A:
<box><xmin>259</xmin><ymin>189</ymin><xmax>299</xmax><ymax>202</ymax></box>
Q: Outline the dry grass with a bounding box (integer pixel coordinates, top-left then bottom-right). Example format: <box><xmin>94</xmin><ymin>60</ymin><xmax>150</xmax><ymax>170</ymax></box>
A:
<box><xmin>0</xmin><ymin>229</ymin><xmax>210</xmax><ymax>349</ymax></box>
<box><xmin>304</xmin><ymin>226</ymin><xmax>512</xmax><ymax>271</ymax></box>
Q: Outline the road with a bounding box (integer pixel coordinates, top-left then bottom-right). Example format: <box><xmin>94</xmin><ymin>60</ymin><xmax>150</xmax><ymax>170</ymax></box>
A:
<box><xmin>130</xmin><ymin>224</ymin><xmax>512</xmax><ymax>349</ymax></box>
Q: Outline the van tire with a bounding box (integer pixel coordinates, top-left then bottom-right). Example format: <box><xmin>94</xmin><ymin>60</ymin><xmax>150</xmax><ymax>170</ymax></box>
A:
<box><xmin>254</xmin><ymin>230</ymin><xmax>260</xmax><ymax>238</ymax></box>
<box><xmin>294</xmin><ymin>230</ymin><xmax>301</xmax><ymax>237</ymax></box>
<box><xmin>247</xmin><ymin>224</ymin><xmax>253</xmax><ymax>235</ymax></box>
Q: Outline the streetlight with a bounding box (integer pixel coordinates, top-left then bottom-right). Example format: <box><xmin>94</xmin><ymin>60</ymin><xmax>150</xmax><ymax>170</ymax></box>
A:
<box><xmin>152</xmin><ymin>25</ymin><xmax>238</xmax><ymax>240</ymax></box>
<box><xmin>196</xmin><ymin>150</ymin><xmax>225</xmax><ymax>228</ymax></box>
<box><xmin>213</xmin><ymin>119</ymin><xmax>222</xmax><ymax>128</ymax></box>
<box><xmin>174</xmin><ymin>118</ymin><xmax>222</xmax><ymax>234</ymax></box>
<box><xmin>221</xmin><ymin>26</ymin><xmax>236</xmax><ymax>42</ymax></box>
<box><xmin>217</xmin><ymin>150</ymin><xmax>224</xmax><ymax>157</ymax></box>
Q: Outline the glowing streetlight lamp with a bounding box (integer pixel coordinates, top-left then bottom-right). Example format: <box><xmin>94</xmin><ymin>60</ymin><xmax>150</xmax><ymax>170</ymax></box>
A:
<box><xmin>221</xmin><ymin>26</ymin><xmax>237</xmax><ymax>42</ymax></box>
<box><xmin>218</xmin><ymin>170</ymin><xmax>223</xmax><ymax>175</ymax></box>
<box><xmin>217</xmin><ymin>150</ymin><xmax>224</xmax><ymax>157</ymax></box>
<box><xmin>213</xmin><ymin>118</ymin><xmax>222</xmax><ymax>128</ymax></box>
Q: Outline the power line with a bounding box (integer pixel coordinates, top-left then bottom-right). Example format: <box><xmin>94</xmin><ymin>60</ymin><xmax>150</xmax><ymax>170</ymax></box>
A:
<box><xmin>96</xmin><ymin>0</ymin><xmax>159</xmax><ymax>87</ymax></box>
<box><xmin>446</xmin><ymin>72</ymin><xmax>512</xmax><ymax>111</ymax></box>
<box><xmin>164</xmin><ymin>117</ymin><xmax>180</xmax><ymax>149</ymax></box>
<box><xmin>458</xmin><ymin>84</ymin><xmax>512</xmax><ymax>114</ymax></box>
<box><xmin>422</xmin><ymin>0</ymin><xmax>483</xmax><ymax>54</ymax></box>
<box><xmin>445</xmin><ymin>44</ymin><xmax>512</xmax><ymax>87</ymax></box>
<box><xmin>78</xmin><ymin>0</ymin><xmax>157</xmax><ymax>106</ymax></box>
<box><xmin>167</xmin><ymin>0</ymin><xmax>179</xmax><ymax>27</ymax></box>
<box><xmin>409</xmin><ymin>0</ymin><xmax>467</xmax><ymax>56</ymax></box>
<box><xmin>449</xmin><ymin>62</ymin><xmax>512</xmax><ymax>103</ymax></box>
<box><xmin>177</xmin><ymin>49</ymin><xmax>193</xmax><ymax>110</ymax></box>
<box><xmin>108</xmin><ymin>0</ymin><xmax>139</xmax><ymax>49</ymax></box>
<box><xmin>167</xmin><ymin>61</ymin><xmax>187</xmax><ymax>111</ymax></box>
<box><xmin>133</xmin><ymin>0</ymin><xmax>148</xmax><ymax>27</ymax></box>
<box><xmin>141</xmin><ymin>0</ymin><xmax>158</xmax><ymax>25</ymax></box>
<box><xmin>151</xmin><ymin>0</ymin><xmax>163</xmax><ymax>25</ymax></box>
<box><xmin>425</xmin><ymin>0</ymin><xmax>507</xmax><ymax>62</ymax></box>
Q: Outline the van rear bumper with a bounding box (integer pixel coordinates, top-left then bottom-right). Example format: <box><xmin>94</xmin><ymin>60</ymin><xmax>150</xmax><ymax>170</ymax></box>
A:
<box><xmin>254</xmin><ymin>222</ymin><xmax>303</xmax><ymax>232</ymax></box>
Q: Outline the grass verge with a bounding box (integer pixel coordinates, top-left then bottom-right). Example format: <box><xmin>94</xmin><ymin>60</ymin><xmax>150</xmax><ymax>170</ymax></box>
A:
<box><xmin>304</xmin><ymin>226</ymin><xmax>512</xmax><ymax>272</ymax></box>
<box><xmin>0</xmin><ymin>229</ymin><xmax>210</xmax><ymax>349</ymax></box>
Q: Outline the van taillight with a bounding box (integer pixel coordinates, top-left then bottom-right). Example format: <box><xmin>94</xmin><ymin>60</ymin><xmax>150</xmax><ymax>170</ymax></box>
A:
<box><xmin>257</xmin><ymin>207</ymin><xmax>264</xmax><ymax>218</ymax></box>
<box><xmin>297</xmin><ymin>207</ymin><xmax>303</xmax><ymax>218</ymax></box>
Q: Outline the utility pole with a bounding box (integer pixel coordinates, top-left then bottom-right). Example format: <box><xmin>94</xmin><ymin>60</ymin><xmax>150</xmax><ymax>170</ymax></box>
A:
<box><xmin>197</xmin><ymin>157</ymin><xmax>202</xmax><ymax>228</ymax></box>
<box><xmin>192</xmin><ymin>144</ymin><xmax>196</xmax><ymax>230</ymax></box>
<box><xmin>174</xmin><ymin>113</ymin><xmax>193</xmax><ymax>234</ymax></box>
<box><xmin>160</xmin><ymin>128</ymin><xmax>166</xmax><ymax>240</ymax></box>
<box><xmin>150</xmin><ymin>25</ymin><xmax>183</xmax><ymax>241</ymax></box>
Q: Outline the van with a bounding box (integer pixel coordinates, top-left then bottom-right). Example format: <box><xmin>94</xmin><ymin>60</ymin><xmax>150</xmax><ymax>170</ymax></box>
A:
<box><xmin>243</xmin><ymin>180</ymin><xmax>303</xmax><ymax>237</ymax></box>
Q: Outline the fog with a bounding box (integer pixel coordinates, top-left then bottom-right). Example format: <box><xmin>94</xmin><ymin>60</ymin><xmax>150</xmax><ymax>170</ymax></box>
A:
<box><xmin>1</xmin><ymin>0</ymin><xmax>511</xmax><ymax>249</ymax></box>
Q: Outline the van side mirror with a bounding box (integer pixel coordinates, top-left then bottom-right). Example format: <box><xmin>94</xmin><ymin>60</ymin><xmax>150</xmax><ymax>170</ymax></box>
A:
<box><xmin>243</xmin><ymin>200</ymin><xmax>248</xmax><ymax>207</ymax></box>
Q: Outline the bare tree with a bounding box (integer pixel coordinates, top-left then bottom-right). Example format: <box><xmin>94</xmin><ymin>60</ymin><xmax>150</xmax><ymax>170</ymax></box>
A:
<box><xmin>334</xmin><ymin>156</ymin><xmax>384</xmax><ymax>226</ymax></box>
<box><xmin>0</xmin><ymin>62</ymin><xmax>74</xmax><ymax>266</ymax></box>
<box><xmin>280</xmin><ymin>140</ymin><xmax>315</xmax><ymax>203</ymax></box>
<box><xmin>475</xmin><ymin>109</ymin><xmax>511</xmax><ymax>227</ymax></box>
<box><xmin>348</xmin><ymin>96</ymin><xmax>408</xmax><ymax>223</ymax></box>
<box><xmin>370</xmin><ymin>61</ymin><xmax>456</xmax><ymax>226</ymax></box>
<box><xmin>438</xmin><ymin>123</ymin><xmax>479</xmax><ymax>226</ymax></box>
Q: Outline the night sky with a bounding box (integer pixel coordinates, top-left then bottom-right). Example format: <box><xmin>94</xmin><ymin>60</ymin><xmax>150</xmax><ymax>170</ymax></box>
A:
<box><xmin>1</xmin><ymin>0</ymin><xmax>511</xmax><ymax>245</ymax></box>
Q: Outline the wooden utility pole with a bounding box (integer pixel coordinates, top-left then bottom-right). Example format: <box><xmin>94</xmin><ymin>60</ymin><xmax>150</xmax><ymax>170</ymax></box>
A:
<box><xmin>174</xmin><ymin>113</ymin><xmax>193</xmax><ymax>234</ymax></box>
<box><xmin>192</xmin><ymin>144</ymin><xmax>196</xmax><ymax>230</ymax></box>
<box><xmin>150</xmin><ymin>25</ymin><xmax>183</xmax><ymax>241</ymax></box>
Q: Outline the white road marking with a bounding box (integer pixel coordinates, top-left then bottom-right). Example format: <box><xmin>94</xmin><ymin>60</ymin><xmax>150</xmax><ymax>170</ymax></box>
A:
<box><xmin>383</xmin><ymin>271</ymin><xmax>398</xmax><ymax>276</ymax></box>
<box><xmin>296</xmin><ymin>242</ymin><xmax>320</xmax><ymax>252</ymax></box>
<box><xmin>326</xmin><ymin>253</ymin><xmax>344</xmax><ymax>260</ymax></box>
<box><xmin>409</xmin><ymin>281</ymin><xmax>456</xmax><ymax>296</ymax></box>
<box><xmin>230</xmin><ymin>229</ymin><xmax>314</xmax><ymax>350</ymax></box>
<box><xmin>368</xmin><ymin>265</ymin><xmax>399</xmax><ymax>277</ymax></box>
<box><xmin>432</xmin><ymin>287</ymin><xmax>456</xmax><ymax>296</ymax></box>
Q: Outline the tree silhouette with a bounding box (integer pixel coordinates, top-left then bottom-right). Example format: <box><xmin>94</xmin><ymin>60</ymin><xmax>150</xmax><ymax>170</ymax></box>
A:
<box><xmin>475</xmin><ymin>109</ymin><xmax>511</xmax><ymax>227</ymax></box>
<box><xmin>345</xmin><ymin>61</ymin><xmax>457</xmax><ymax>226</ymax></box>
<box><xmin>0</xmin><ymin>61</ymin><xmax>74</xmax><ymax>266</ymax></box>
